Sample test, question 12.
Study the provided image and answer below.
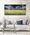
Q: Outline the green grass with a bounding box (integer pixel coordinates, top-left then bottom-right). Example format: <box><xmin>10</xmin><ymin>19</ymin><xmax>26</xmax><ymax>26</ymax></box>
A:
<box><xmin>4</xmin><ymin>10</ymin><xmax>26</xmax><ymax>15</ymax></box>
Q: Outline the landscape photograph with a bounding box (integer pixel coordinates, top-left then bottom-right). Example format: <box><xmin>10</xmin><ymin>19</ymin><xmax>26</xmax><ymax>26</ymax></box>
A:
<box><xmin>4</xmin><ymin>4</ymin><xmax>26</xmax><ymax>15</ymax></box>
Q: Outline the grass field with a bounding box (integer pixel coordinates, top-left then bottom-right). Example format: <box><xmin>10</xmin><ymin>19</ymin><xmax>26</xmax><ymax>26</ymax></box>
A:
<box><xmin>4</xmin><ymin>10</ymin><xmax>26</xmax><ymax>15</ymax></box>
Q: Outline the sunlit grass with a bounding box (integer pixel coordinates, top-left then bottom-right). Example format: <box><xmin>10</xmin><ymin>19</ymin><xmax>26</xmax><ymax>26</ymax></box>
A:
<box><xmin>4</xmin><ymin>10</ymin><xmax>26</xmax><ymax>15</ymax></box>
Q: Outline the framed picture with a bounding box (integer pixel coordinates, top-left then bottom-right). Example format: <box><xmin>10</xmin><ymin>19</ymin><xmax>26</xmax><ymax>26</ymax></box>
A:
<box><xmin>4</xmin><ymin>4</ymin><xmax>26</xmax><ymax>15</ymax></box>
